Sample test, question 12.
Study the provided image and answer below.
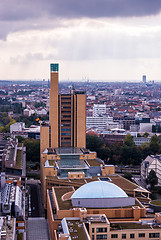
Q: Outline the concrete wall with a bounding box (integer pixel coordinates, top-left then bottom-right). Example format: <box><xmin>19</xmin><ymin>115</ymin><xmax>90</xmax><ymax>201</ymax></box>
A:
<box><xmin>76</xmin><ymin>94</ymin><xmax>86</xmax><ymax>148</ymax></box>
<box><xmin>72</xmin><ymin>197</ymin><xmax>135</xmax><ymax>208</ymax></box>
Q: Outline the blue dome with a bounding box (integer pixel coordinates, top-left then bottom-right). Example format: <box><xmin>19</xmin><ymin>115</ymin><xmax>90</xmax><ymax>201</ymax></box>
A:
<box><xmin>71</xmin><ymin>181</ymin><xmax>128</xmax><ymax>199</ymax></box>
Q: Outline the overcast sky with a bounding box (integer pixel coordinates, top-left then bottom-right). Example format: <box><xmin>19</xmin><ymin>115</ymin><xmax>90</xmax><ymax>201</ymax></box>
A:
<box><xmin>1</xmin><ymin>0</ymin><xmax>161</xmax><ymax>81</ymax></box>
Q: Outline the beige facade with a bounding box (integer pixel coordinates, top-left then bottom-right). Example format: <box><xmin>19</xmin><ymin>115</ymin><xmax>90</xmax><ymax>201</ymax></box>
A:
<box><xmin>42</xmin><ymin>63</ymin><xmax>86</xmax><ymax>149</ymax></box>
<box><xmin>101</xmin><ymin>165</ymin><xmax>115</xmax><ymax>176</ymax></box>
<box><xmin>40</xmin><ymin>124</ymin><xmax>49</xmax><ymax>154</ymax></box>
<box><xmin>75</xmin><ymin>94</ymin><xmax>86</xmax><ymax>148</ymax></box>
<box><xmin>46</xmin><ymin>186</ymin><xmax>158</xmax><ymax>240</ymax></box>
<box><xmin>50</xmin><ymin>70</ymin><xmax>59</xmax><ymax>148</ymax></box>
<box><xmin>68</xmin><ymin>171</ymin><xmax>85</xmax><ymax>179</ymax></box>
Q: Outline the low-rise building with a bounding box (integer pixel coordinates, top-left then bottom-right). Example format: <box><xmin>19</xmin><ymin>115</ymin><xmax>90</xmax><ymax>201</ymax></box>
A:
<box><xmin>47</xmin><ymin>177</ymin><xmax>151</xmax><ymax>240</ymax></box>
<box><xmin>134</xmin><ymin>137</ymin><xmax>150</xmax><ymax>146</ymax></box>
<box><xmin>141</xmin><ymin>155</ymin><xmax>161</xmax><ymax>185</ymax></box>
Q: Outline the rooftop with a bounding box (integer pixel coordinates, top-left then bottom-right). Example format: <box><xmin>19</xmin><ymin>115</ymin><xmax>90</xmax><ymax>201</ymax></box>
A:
<box><xmin>54</xmin><ymin>187</ymin><xmax>73</xmax><ymax>210</ymax></box>
<box><xmin>110</xmin><ymin>221</ymin><xmax>158</xmax><ymax>230</ymax></box>
<box><xmin>86</xmin><ymin>159</ymin><xmax>101</xmax><ymax>166</ymax></box>
<box><xmin>66</xmin><ymin>220</ymin><xmax>88</xmax><ymax>240</ymax></box>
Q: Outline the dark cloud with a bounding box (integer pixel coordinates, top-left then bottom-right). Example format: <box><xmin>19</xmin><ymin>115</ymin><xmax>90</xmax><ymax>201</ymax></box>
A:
<box><xmin>0</xmin><ymin>0</ymin><xmax>161</xmax><ymax>22</ymax></box>
<box><xmin>0</xmin><ymin>0</ymin><xmax>161</xmax><ymax>40</ymax></box>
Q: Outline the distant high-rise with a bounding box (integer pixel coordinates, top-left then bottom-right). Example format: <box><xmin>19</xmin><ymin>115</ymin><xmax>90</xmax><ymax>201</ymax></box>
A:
<box><xmin>40</xmin><ymin>63</ymin><xmax>86</xmax><ymax>152</ymax></box>
<box><xmin>142</xmin><ymin>75</ymin><xmax>146</xmax><ymax>83</ymax></box>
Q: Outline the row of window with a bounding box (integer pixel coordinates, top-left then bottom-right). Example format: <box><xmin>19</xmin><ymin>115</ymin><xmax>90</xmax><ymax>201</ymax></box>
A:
<box><xmin>92</xmin><ymin>235</ymin><xmax>107</xmax><ymax>240</ymax></box>
<box><xmin>61</xmin><ymin>120</ymin><xmax>71</xmax><ymax>122</ymax></box>
<box><xmin>61</xmin><ymin>124</ymin><xmax>71</xmax><ymax>127</ymax></box>
<box><xmin>61</xmin><ymin>133</ymin><xmax>71</xmax><ymax>136</ymax></box>
<box><xmin>61</xmin><ymin>128</ymin><xmax>71</xmax><ymax>131</ymax></box>
<box><xmin>61</xmin><ymin>96</ymin><xmax>71</xmax><ymax>98</ymax></box>
<box><xmin>61</xmin><ymin>137</ymin><xmax>71</xmax><ymax>140</ymax></box>
<box><xmin>92</xmin><ymin>228</ymin><xmax>107</xmax><ymax>233</ymax></box>
<box><xmin>111</xmin><ymin>232</ymin><xmax>160</xmax><ymax>238</ymax></box>
<box><xmin>61</xmin><ymin>106</ymin><xmax>71</xmax><ymax>109</ymax></box>
<box><xmin>61</xmin><ymin>102</ymin><xmax>71</xmax><ymax>105</ymax></box>
<box><xmin>61</xmin><ymin>115</ymin><xmax>71</xmax><ymax>118</ymax></box>
<box><xmin>61</xmin><ymin>110</ymin><xmax>71</xmax><ymax>113</ymax></box>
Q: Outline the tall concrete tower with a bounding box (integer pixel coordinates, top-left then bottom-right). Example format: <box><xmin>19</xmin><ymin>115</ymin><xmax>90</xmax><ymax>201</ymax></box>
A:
<box><xmin>40</xmin><ymin>63</ymin><xmax>86</xmax><ymax>152</ymax></box>
<box><xmin>142</xmin><ymin>75</ymin><xmax>146</xmax><ymax>84</ymax></box>
<box><xmin>50</xmin><ymin>63</ymin><xmax>59</xmax><ymax>148</ymax></box>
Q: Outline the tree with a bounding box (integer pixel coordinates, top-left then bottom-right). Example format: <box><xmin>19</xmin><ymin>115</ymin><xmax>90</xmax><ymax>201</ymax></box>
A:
<box><xmin>124</xmin><ymin>134</ymin><xmax>135</xmax><ymax>147</ymax></box>
<box><xmin>86</xmin><ymin>135</ymin><xmax>111</xmax><ymax>161</ymax></box>
<box><xmin>143</xmin><ymin>132</ymin><xmax>149</xmax><ymax>138</ymax></box>
<box><xmin>23</xmin><ymin>139</ymin><xmax>40</xmax><ymax>162</ymax></box>
<box><xmin>15</xmin><ymin>136</ymin><xmax>26</xmax><ymax>143</ymax></box>
<box><xmin>120</xmin><ymin>145</ymin><xmax>142</xmax><ymax>166</ymax></box>
<box><xmin>152</xmin><ymin>125</ymin><xmax>156</xmax><ymax>133</ymax></box>
<box><xmin>123</xmin><ymin>172</ymin><xmax>132</xmax><ymax>181</ymax></box>
<box><xmin>149</xmin><ymin>135</ymin><xmax>160</xmax><ymax>154</ymax></box>
<box><xmin>139</xmin><ymin>143</ymin><xmax>152</xmax><ymax>159</ymax></box>
<box><xmin>146</xmin><ymin>169</ymin><xmax>158</xmax><ymax>189</ymax></box>
<box><xmin>97</xmin><ymin>147</ymin><xmax>111</xmax><ymax>162</ymax></box>
<box><xmin>158</xmin><ymin>126</ymin><xmax>161</xmax><ymax>133</ymax></box>
<box><xmin>86</xmin><ymin>135</ymin><xmax>104</xmax><ymax>152</ymax></box>
<box><xmin>137</xmin><ymin>133</ymin><xmax>142</xmax><ymax>137</ymax></box>
<box><xmin>34</xmin><ymin>102</ymin><xmax>46</xmax><ymax>108</ymax></box>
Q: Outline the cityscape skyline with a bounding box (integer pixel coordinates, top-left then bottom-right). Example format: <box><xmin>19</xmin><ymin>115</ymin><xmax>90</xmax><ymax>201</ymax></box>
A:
<box><xmin>1</xmin><ymin>1</ymin><xmax>161</xmax><ymax>81</ymax></box>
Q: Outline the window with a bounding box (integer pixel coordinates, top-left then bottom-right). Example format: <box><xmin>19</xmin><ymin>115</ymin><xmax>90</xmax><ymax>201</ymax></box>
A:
<box><xmin>96</xmin><ymin>235</ymin><xmax>107</xmax><ymax>239</ymax></box>
<box><xmin>96</xmin><ymin>228</ymin><xmax>107</xmax><ymax>233</ymax></box>
<box><xmin>61</xmin><ymin>128</ymin><xmax>71</xmax><ymax>131</ymax></box>
<box><xmin>92</xmin><ymin>228</ymin><xmax>95</xmax><ymax>233</ymax></box>
<box><xmin>61</xmin><ymin>124</ymin><xmax>71</xmax><ymax>126</ymax></box>
<box><xmin>130</xmin><ymin>234</ymin><xmax>135</xmax><ymax>239</ymax></box>
<box><xmin>122</xmin><ymin>234</ymin><xmax>126</xmax><ymax>239</ymax></box>
<box><xmin>138</xmin><ymin>233</ymin><xmax>145</xmax><ymax>238</ymax></box>
<box><xmin>149</xmin><ymin>233</ymin><xmax>160</xmax><ymax>238</ymax></box>
<box><xmin>92</xmin><ymin>236</ymin><xmax>94</xmax><ymax>240</ymax></box>
<box><xmin>61</xmin><ymin>106</ymin><xmax>71</xmax><ymax>109</ymax></box>
<box><xmin>61</xmin><ymin>115</ymin><xmax>71</xmax><ymax>118</ymax></box>
<box><xmin>61</xmin><ymin>133</ymin><xmax>71</xmax><ymax>135</ymax></box>
<box><xmin>111</xmin><ymin>234</ymin><xmax>118</xmax><ymax>239</ymax></box>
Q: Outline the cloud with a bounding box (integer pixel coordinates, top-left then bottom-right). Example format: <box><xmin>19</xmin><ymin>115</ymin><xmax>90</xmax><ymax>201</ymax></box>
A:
<box><xmin>1</xmin><ymin>0</ymin><xmax>161</xmax><ymax>21</ymax></box>
<box><xmin>0</xmin><ymin>0</ymin><xmax>161</xmax><ymax>40</ymax></box>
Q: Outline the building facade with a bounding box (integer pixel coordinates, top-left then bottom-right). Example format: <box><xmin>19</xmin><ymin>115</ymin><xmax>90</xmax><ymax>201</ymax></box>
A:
<box><xmin>40</xmin><ymin>63</ymin><xmax>86</xmax><ymax>151</ymax></box>
<box><xmin>141</xmin><ymin>155</ymin><xmax>161</xmax><ymax>185</ymax></box>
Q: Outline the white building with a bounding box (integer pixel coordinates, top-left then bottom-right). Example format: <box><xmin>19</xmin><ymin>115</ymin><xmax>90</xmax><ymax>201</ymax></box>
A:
<box><xmin>35</xmin><ymin>108</ymin><xmax>47</xmax><ymax>116</ymax></box>
<box><xmin>23</xmin><ymin>108</ymin><xmax>31</xmax><ymax>117</ymax></box>
<box><xmin>107</xmin><ymin>121</ymin><xmax>123</xmax><ymax>130</ymax></box>
<box><xmin>1</xmin><ymin>183</ymin><xmax>25</xmax><ymax>218</ymax></box>
<box><xmin>87</xmin><ymin>95</ymin><xmax>95</xmax><ymax>101</ymax></box>
<box><xmin>139</xmin><ymin>123</ymin><xmax>153</xmax><ymax>133</ymax></box>
<box><xmin>86</xmin><ymin>116</ymin><xmax>110</xmax><ymax>129</ymax></box>
<box><xmin>141</xmin><ymin>155</ymin><xmax>161</xmax><ymax>185</ymax></box>
<box><xmin>93</xmin><ymin>104</ymin><xmax>106</xmax><ymax>117</ymax></box>
<box><xmin>134</xmin><ymin>137</ymin><xmax>150</xmax><ymax>146</ymax></box>
<box><xmin>10</xmin><ymin>122</ymin><xmax>25</xmax><ymax>134</ymax></box>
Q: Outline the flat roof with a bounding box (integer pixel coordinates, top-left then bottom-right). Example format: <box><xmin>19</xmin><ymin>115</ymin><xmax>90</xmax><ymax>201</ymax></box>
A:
<box><xmin>110</xmin><ymin>222</ymin><xmax>152</xmax><ymax>230</ymax></box>
<box><xmin>86</xmin><ymin>159</ymin><xmax>101</xmax><ymax>166</ymax></box>
<box><xmin>110</xmin><ymin>175</ymin><xmax>139</xmax><ymax>191</ymax></box>
<box><xmin>86</xmin><ymin>215</ymin><xmax>109</xmax><ymax>224</ymax></box>
<box><xmin>54</xmin><ymin>187</ymin><xmax>73</xmax><ymax>210</ymax></box>
<box><xmin>66</xmin><ymin>220</ymin><xmax>88</xmax><ymax>240</ymax></box>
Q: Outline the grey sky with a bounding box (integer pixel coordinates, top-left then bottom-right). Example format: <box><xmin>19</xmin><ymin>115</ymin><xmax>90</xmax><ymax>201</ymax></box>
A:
<box><xmin>1</xmin><ymin>0</ymin><xmax>161</xmax><ymax>81</ymax></box>
<box><xmin>1</xmin><ymin>0</ymin><xmax>161</xmax><ymax>21</ymax></box>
